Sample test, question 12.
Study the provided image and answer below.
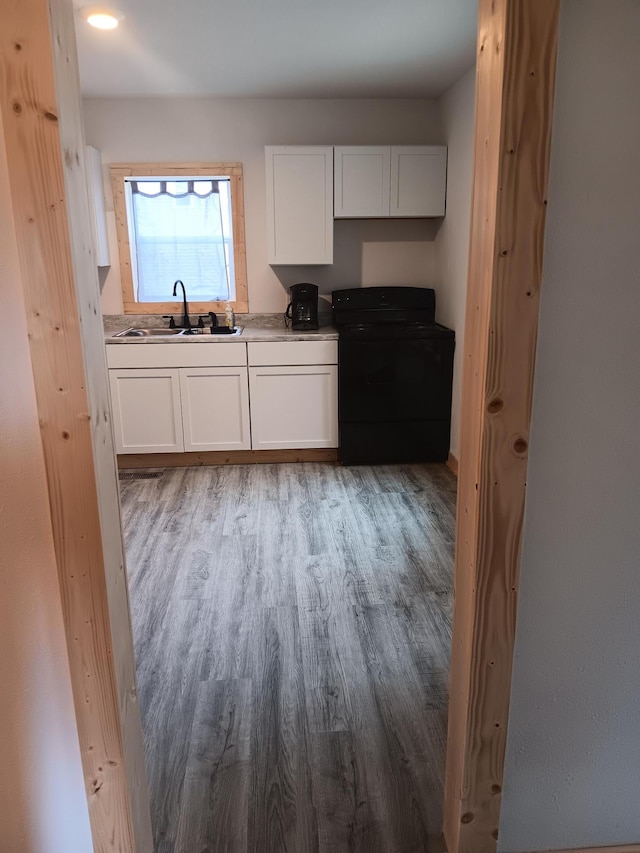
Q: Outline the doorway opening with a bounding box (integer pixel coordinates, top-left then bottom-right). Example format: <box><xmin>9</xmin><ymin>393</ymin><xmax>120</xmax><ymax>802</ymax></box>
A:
<box><xmin>1</xmin><ymin>1</ymin><xmax>560</xmax><ymax>850</ymax></box>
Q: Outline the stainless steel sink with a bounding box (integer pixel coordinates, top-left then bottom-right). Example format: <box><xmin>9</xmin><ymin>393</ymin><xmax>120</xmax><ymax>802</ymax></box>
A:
<box><xmin>112</xmin><ymin>327</ymin><xmax>187</xmax><ymax>337</ymax></box>
<box><xmin>112</xmin><ymin>326</ymin><xmax>244</xmax><ymax>338</ymax></box>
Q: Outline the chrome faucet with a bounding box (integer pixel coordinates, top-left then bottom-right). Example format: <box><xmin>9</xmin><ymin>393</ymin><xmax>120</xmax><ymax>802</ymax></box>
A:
<box><xmin>172</xmin><ymin>280</ymin><xmax>192</xmax><ymax>332</ymax></box>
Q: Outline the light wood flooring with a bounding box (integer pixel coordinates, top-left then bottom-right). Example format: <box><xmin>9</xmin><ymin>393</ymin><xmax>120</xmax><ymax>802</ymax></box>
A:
<box><xmin>119</xmin><ymin>462</ymin><xmax>456</xmax><ymax>853</ymax></box>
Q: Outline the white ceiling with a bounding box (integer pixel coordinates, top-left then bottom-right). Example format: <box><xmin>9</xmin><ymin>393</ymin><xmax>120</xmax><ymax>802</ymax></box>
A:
<box><xmin>74</xmin><ymin>0</ymin><xmax>477</xmax><ymax>99</ymax></box>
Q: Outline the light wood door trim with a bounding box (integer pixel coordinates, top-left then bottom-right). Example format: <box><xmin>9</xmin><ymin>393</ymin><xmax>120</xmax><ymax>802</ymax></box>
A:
<box><xmin>0</xmin><ymin>1</ymin><xmax>152</xmax><ymax>850</ymax></box>
<box><xmin>443</xmin><ymin>1</ymin><xmax>560</xmax><ymax>851</ymax></box>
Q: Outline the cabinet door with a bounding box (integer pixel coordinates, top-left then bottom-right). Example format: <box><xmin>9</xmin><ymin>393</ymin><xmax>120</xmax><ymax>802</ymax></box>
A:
<box><xmin>265</xmin><ymin>146</ymin><xmax>333</xmax><ymax>264</ymax></box>
<box><xmin>109</xmin><ymin>368</ymin><xmax>183</xmax><ymax>454</ymax></box>
<box><xmin>390</xmin><ymin>146</ymin><xmax>447</xmax><ymax>217</ymax></box>
<box><xmin>334</xmin><ymin>146</ymin><xmax>390</xmax><ymax>217</ymax></box>
<box><xmin>179</xmin><ymin>367</ymin><xmax>251</xmax><ymax>451</ymax></box>
<box><xmin>249</xmin><ymin>365</ymin><xmax>338</xmax><ymax>449</ymax></box>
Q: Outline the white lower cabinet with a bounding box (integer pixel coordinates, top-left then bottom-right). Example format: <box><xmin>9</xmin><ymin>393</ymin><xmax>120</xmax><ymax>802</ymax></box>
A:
<box><xmin>107</xmin><ymin>339</ymin><xmax>338</xmax><ymax>454</ymax></box>
<box><xmin>247</xmin><ymin>340</ymin><xmax>338</xmax><ymax>450</ymax></box>
<box><xmin>107</xmin><ymin>343</ymin><xmax>251</xmax><ymax>454</ymax></box>
<box><xmin>180</xmin><ymin>367</ymin><xmax>251</xmax><ymax>451</ymax></box>
<box><xmin>109</xmin><ymin>368</ymin><xmax>184</xmax><ymax>453</ymax></box>
<box><xmin>109</xmin><ymin>366</ymin><xmax>251</xmax><ymax>454</ymax></box>
<box><xmin>249</xmin><ymin>365</ymin><xmax>338</xmax><ymax>450</ymax></box>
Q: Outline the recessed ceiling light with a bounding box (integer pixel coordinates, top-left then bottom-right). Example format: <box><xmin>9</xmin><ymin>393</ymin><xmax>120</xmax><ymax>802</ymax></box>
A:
<box><xmin>81</xmin><ymin>6</ymin><xmax>124</xmax><ymax>30</ymax></box>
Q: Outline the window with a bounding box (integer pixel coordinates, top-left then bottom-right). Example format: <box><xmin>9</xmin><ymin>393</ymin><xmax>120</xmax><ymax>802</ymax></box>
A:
<box><xmin>111</xmin><ymin>163</ymin><xmax>248</xmax><ymax>314</ymax></box>
<box><xmin>127</xmin><ymin>178</ymin><xmax>234</xmax><ymax>302</ymax></box>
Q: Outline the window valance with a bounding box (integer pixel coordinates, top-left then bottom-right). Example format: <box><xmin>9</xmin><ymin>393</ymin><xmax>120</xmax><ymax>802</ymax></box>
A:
<box><xmin>129</xmin><ymin>179</ymin><xmax>221</xmax><ymax>198</ymax></box>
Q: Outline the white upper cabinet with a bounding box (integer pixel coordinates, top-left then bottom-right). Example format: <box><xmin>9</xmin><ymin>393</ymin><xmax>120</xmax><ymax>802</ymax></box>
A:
<box><xmin>334</xmin><ymin>146</ymin><xmax>391</xmax><ymax>217</ymax></box>
<box><xmin>334</xmin><ymin>145</ymin><xmax>447</xmax><ymax>218</ymax></box>
<box><xmin>390</xmin><ymin>146</ymin><xmax>447</xmax><ymax>217</ymax></box>
<box><xmin>85</xmin><ymin>145</ymin><xmax>110</xmax><ymax>267</ymax></box>
<box><xmin>265</xmin><ymin>146</ymin><xmax>333</xmax><ymax>265</ymax></box>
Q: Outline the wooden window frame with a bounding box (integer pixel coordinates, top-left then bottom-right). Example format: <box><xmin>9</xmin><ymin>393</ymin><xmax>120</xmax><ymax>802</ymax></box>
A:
<box><xmin>111</xmin><ymin>163</ymin><xmax>249</xmax><ymax>314</ymax></box>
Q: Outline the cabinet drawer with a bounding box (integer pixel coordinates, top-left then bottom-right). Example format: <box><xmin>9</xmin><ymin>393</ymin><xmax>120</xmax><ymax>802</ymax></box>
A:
<box><xmin>106</xmin><ymin>342</ymin><xmax>247</xmax><ymax>369</ymax></box>
<box><xmin>247</xmin><ymin>340</ymin><xmax>337</xmax><ymax>366</ymax></box>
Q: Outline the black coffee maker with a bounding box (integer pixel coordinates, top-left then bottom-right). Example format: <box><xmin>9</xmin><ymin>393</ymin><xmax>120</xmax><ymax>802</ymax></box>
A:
<box><xmin>285</xmin><ymin>283</ymin><xmax>319</xmax><ymax>330</ymax></box>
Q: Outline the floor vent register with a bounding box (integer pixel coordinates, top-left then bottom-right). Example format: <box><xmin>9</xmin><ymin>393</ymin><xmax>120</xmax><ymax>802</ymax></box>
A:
<box><xmin>118</xmin><ymin>471</ymin><xmax>164</xmax><ymax>481</ymax></box>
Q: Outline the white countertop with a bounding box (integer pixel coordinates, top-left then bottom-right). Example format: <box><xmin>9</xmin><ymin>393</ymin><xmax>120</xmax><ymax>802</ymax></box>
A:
<box><xmin>104</xmin><ymin>324</ymin><xmax>338</xmax><ymax>344</ymax></box>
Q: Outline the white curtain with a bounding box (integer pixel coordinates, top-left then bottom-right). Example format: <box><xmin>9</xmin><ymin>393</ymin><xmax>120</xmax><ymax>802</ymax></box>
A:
<box><xmin>129</xmin><ymin>179</ymin><xmax>233</xmax><ymax>302</ymax></box>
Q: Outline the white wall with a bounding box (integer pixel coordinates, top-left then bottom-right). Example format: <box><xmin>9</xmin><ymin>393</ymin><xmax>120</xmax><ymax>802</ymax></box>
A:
<box><xmin>83</xmin><ymin>97</ymin><xmax>443</xmax><ymax>314</ymax></box>
<box><xmin>499</xmin><ymin>2</ymin><xmax>640</xmax><ymax>849</ymax></box>
<box><xmin>434</xmin><ymin>66</ymin><xmax>475</xmax><ymax>460</ymax></box>
<box><xmin>0</xmin><ymin>112</ymin><xmax>93</xmax><ymax>853</ymax></box>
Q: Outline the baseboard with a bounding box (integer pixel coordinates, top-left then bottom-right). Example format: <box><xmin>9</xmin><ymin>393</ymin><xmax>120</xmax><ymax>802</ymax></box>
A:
<box><xmin>531</xmin><ymin>847</ymin><xmax>640</xmax><ymax>853</ymax></box>
<box><xmin>446</xmin><ymin>452</ymin><xmax>459</xmax><ymax>477</ymax></box>
<box><xmin>117</xmin><ymin>448</ymin><xmax>339</xmax><ymax>469</ymax></box>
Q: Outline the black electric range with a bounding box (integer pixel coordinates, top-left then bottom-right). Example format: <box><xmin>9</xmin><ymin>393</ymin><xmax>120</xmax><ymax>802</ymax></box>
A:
<box><xmin>332</xmin><ymin>287</ymin><xmax>455</xmax><ymax>465</ymax></box>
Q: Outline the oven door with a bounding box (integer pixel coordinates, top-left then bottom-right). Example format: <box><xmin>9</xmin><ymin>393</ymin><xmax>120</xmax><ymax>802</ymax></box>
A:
<box><xmin>338</xmin><ymin>336</ymin><xmax>454</xmax><ymax>424</ymax></box>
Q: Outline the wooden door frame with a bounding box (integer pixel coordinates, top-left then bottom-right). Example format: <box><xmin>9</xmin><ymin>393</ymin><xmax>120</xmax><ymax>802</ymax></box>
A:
<box><xmin>443</xmin><ymin>0</ymin><xmax>561</xmax><ymax>850</ymax></box>
<box><xmin>0</xmin><ymin>0</ymin><xmax>563</xmax><ymax>851</ymax></box>
<box><xmin>0</xmin><ymin>0</ymin><xmax>153</xmax><ymax>850</ymax></box>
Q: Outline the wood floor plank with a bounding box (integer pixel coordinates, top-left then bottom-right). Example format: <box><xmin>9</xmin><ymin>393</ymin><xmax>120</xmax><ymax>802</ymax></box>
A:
<box><xmin>365</xmin><ymin>547</ymin><xmax>452</xmax><ymax>616</ymax></box>
<box><xmin>222</xmin><ymin>465</ymin><xmax>261</xmax><ymax>536</ymax></box>
<box><xmin>141</xmin><ymin>595</ymin><xmax>208</xmax><ymax>853</ymax></box>
<box><xmin>198</xmin><ymin>535</ymin><xmax>260</xmax><ymax>682</ymax></box>
<box><xmin>291</xmin><ymin>461</ymin><xmax>345</xmax><ymax>504</ymax></box>
<box><xmin>296</xmin><ymin>549</ymin><xmax>382</xmax><ymax>611</ymax></box>
<box><xmin>256</xmin><ymin>501</ymin><xmax>298</xmax><ymax>607</ymax></box>
<box><xmin>318</xmin><ymin>494</ymin><xmax>382</xmax><ymax>564</ymax></box>
<box><xmin>175</xmin><ymin>678</ymin><xmax>252</xmax><ymax>853</ymax></box>
<box><xmin>298</xmin><ymin>603</ymin><xmax>369</xmax><ymax>734</ymax></box>
<box><xmin>246</xmin><ymin>605</ymin><xmax>319</xmax><ymax>853</ymax></box>
<box><xmin>120</xmin><ymin>462</ymin><xmax>456</xmax><ymax>853</ymax></box>
<box><xmin>128</xmin><ymin>537</ymin><xmax>187</xmax><ymax>668</ymax></box>
<box><xmin>310</xmin><ymin>731</ymin><xmax>389</xmax><ymax>853</ymax></box>
<box><xmin>352</xmin><ymin>603</ymin><xmax>447</xmax><ymax>850</ymax></box>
